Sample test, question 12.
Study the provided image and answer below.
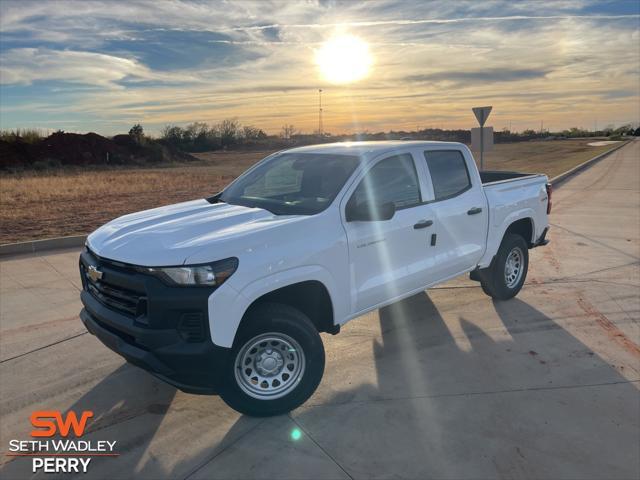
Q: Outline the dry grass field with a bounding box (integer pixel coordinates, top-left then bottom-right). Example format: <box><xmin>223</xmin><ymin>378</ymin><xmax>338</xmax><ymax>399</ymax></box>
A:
<box><xmin>0</xmin><ymin>139</ymin><xmax>621</xmax><ymax>244</ymax></box>
<box><xmin>474</xmin><ymin>139</ymin><xmax>620</xmax><ymax>178</ymax></box>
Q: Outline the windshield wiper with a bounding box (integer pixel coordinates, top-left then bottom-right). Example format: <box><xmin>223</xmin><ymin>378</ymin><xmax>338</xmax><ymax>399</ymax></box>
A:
<box><xmin>222</xmin><ymin>197</ymin><xmax>282</xmax><ymax>215</ymax></box>
<box><xmin>206</xmin><ymin>192</ymin><xmax>223</xmax><ymax>204</ymax></box>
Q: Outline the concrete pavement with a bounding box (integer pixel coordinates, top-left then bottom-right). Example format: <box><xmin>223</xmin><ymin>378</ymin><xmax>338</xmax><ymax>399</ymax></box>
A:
<box><xmin>1</xmin><ymin>140</ymin><xmax>638</xmax><ymax>479</ymax></box>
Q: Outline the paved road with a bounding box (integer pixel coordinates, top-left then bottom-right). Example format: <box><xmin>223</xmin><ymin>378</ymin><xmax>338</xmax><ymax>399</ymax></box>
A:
<box><xmin>1</xmin><ymin>140</ymin><xmax>638</xmax><ymax>479</ymax></box>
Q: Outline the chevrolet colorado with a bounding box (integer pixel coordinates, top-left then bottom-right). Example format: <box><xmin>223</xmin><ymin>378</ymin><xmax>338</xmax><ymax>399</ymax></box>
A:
<box><xmin>79</xmin><ymin>141</ymin><xmax>551</xmax><ymax>416</ymax></box>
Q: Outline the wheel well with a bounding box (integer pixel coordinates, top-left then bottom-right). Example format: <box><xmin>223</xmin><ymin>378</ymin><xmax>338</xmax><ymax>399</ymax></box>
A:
<box><xmin>244</xmin><ymin>281</ymin><xmax>335</xmax><ymax>333</ymax></box>
<box><xmin>505</xmin><ymin>217</ymin><xmax>534</xmax><ymax>246</ymax></box>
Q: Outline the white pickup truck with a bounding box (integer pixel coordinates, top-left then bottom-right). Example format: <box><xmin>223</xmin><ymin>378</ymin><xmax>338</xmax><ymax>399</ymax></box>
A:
<box><xmin>79</xmin><ymin>141</ymin><xmax>551</xmax><ymax>416</ymax></box>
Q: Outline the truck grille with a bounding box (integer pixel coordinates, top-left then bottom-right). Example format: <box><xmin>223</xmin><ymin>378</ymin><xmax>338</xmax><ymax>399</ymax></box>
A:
<box><xmin>81</xmin><ymin>260</ymin><xmax>146</xmax><ymax>318</ymax></box>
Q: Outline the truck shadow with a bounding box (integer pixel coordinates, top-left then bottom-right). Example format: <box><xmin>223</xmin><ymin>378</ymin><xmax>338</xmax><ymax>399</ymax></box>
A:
<box><xmin>163</xmin><ymin>290</ymin><xmax>638</xmax><ymax>479</ymax></box>
<box><xmin>38</xmin><ymin>362</ymin><xmax>259</xmax><ymax>480</ymax></box>
<box><xmin>0</xmin><ymin>360</ymin><xmax>183</xmax><ymax>479</ymax></box>
<box><xmin>291</xmin><ymin>291</ymin><xmax>639</xmax><ymax>479</ymax></box>
<box><xmin>12</xmin><ymin>290</ymin><xmax>635</xmax><ymax>479</ymax></box>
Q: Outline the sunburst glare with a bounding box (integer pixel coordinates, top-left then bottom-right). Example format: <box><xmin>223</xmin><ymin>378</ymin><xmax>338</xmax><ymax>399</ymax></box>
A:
<box><xmin>315</xmin><ymin>34</ymin><xmax>373</xmax><ymax>84</ymax></box>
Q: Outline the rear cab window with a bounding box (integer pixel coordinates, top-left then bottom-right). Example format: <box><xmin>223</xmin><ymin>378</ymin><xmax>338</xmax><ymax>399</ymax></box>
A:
<box><xmin>423</xmin><ymin>150</ymin><xmax>471</xmax><ymax>201</ymax></box>
<box><xmin>348</xmin><ymin>153</ymin><xmax>422</xmax><ymax>210</ymax></box>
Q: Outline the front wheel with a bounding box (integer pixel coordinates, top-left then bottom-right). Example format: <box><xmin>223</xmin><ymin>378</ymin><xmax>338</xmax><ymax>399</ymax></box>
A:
<box><xmin>479</xmin><ymin>233</ymin><xmax>529</xmax><ymax>300</ymax></box>
<box><xmin>220</xmin><ymin>303</ymin><xmax>325</xmax><ymax>416</ymax></box>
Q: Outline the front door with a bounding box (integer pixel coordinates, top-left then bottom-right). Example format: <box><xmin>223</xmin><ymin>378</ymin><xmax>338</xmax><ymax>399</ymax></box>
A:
<box><xmin>343</xmin><ymin>153</ymin><xmax>438</xmax><ymax>313</ymax></box>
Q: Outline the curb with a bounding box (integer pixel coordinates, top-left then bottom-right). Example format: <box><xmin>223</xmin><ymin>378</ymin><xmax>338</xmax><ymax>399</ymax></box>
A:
<box><xmin>0</xmin><ymin>139</ymin><xmax>633</xmax><ymax>259</ymax></box>
<box><xmin>550</xmin><ymin>140</ymin><xmax>630</xmax><ymax>186</ymax></box>
<box><xmin>0</xmin><ymin>235</ymin><xmax>86</xmax><ymax>258</ymax></box>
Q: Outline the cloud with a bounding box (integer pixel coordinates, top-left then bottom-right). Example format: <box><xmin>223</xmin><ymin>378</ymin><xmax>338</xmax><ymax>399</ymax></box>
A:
<box><xmin>220</xmin><ymin>13</ymin><xmax>640</xmax><ymax>33</ymax></box>
<box><xmin>0</xmin><ymin>48</ymin><xmax>198</xmax><ymax>88</ymax></box>
<box><xmin>404</xmin><ymin>68</ymin><xmax>551</xmax><ymax>85</ymax></box>
<box><xmin>0</xmin><ymin>0</ymin><xmax>638</xmax><ymax>133</ymax></box>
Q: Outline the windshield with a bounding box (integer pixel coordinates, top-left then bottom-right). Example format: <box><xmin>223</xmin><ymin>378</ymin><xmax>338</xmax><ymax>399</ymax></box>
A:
<box><xmin>219</xmin><ymin>153</ymin><xmax>361</xmax><ymax>215</ymax></box>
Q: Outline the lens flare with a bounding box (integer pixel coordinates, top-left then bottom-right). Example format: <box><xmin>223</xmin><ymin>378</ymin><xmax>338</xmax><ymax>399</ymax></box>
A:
<box><xmin>290</xmin><ymin>428</ymin><xmax>302</xmax><ymax>441</ymax></box>
<box><xmin>316</xmin><ymin>34</ymin><xmax>373</xmax><ymax>84</ymax></box>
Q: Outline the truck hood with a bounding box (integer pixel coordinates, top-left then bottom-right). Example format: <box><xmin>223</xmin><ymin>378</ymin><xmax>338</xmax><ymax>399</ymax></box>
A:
<box><xmin>87</xmin><ymin>199</ymin><xmax>303</xmax><ymax>266</ymax></box>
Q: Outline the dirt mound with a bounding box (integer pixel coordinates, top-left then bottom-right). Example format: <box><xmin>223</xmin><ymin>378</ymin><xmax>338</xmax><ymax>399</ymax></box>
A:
<box><xmin>36</xmin><ymin>132</ymin><xmax>127</xmax><ymax>165</ymax></box>
<box><xmin>0</xmin><ymin>139</ymin><xmax>36</xmax><ymax>168</ymax></box>
<box><xmin>0</xmin><ymin>132</ymin><xmax>197</xmax><ymax>169</ymax></box>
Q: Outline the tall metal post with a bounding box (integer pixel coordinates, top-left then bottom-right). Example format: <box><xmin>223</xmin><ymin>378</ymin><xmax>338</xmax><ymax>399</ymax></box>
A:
<box><xmin>472</xmin><ymin>106</ymin><xmax>492</xmax><ymax>172</ymax></box>
<box><xmin>480</xmin><ymin>125</ymin><xmax>484</xmax><ymax>171</ymax></box>
<box><xmin>318</xmin><ymin>89</ymin><xmax>323</xmax><ymax>137</ymax></box>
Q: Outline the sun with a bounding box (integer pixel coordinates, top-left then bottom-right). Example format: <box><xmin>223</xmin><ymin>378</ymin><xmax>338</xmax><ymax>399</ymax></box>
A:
<box><xmin>315</xmin><ymin>34</ymin><xmax>373</xmax><ymax>84</ymax></box>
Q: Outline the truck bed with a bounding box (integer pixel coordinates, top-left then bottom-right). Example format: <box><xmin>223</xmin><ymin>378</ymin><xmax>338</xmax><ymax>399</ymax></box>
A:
<box><xmin>480</xmin><ymin>170</ymin><xmax>548</xmax><ymax>256</ymax></box>
<box><xmin>480</xmin><ymin>170</ymin><xmax>539</xmax><ymax>185</ymax></box>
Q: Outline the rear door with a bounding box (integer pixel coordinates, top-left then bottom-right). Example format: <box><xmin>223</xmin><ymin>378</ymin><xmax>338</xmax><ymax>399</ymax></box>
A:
<box><xmin>423</xmin><ymin>149</ymin><xmax>488</xmax><ymax>278</ymax></box>
<box><xmin>342</xmin><ymin>152</ymin><xmax>438</xmax><ymax>313</ymax></box>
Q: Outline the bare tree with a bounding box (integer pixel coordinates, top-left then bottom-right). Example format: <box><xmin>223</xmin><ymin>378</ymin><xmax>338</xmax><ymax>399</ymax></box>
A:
<box><xmin>242</xmin><ymin>125</ymin><xmax>266</xmax><ymax>140</ymax></box>
<box><xmin>160</xmin><ymin>125</ymin><xmax>182</xmax><ymax>143</ymax></box>
<box><xmin>217</xmin><ymin>118</ymin><xmax>241</xmax><ymax>147</ymax></box>
<box><xmin>185</xmin><ymin>122</ymin><xmax>209</xmax><ymax>144</ymax></box>
<box><xmin>280</xmin><ymin>124</ymin><xmax>297</xmax><ymax>140</ymax></box>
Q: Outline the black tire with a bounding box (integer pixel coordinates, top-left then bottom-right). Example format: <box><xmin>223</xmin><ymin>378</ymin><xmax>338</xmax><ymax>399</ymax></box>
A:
<box><xmin>219</xmin><ymin>303</ymin><xmax>325</xmax><ymax>416</ymax></box>
<box><xmin>478</xmin><ymin>233</ymin><xmax>529</xmax><ymax>300</ymax></box>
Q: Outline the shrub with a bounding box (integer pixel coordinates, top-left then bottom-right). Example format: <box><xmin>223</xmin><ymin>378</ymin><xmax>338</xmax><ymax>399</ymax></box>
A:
<box><xmin>32</xmin><ymin>158</ymin><xmax>62</xmax><ymax>170</ymax></box>
<box><xmin>0</xmin><ymin>128</ymin><xmax>47</xmax><ymax>144</ymax></box>
<box><xmin>128</xmin><ymin>124</ymin><xmax>145</xmax><ymax>144</ymax></box>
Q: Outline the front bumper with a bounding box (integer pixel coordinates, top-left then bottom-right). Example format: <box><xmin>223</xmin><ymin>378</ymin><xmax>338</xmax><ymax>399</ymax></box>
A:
<box><xmin>79</xmin><ymin>249</ymin><xmax>231</xmax><ymax>394</ymax></box>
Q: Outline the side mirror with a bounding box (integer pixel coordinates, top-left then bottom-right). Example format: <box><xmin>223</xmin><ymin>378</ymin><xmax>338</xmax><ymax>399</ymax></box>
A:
<box><xmin>346</xmin><ymin>201</ymin><xmax>396</xmax><ymax>222</ymax></box>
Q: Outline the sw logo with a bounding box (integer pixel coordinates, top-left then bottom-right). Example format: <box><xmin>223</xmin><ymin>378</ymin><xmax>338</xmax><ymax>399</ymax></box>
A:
<box><xmin>31</xmin><ymin>410</ymin><xmax>94</xmax><ymax>437</ymax></box>
<box><xmin>6</xmin><ymin>410</ymin><xmax>117</xmax><ymax>473</ymax></box>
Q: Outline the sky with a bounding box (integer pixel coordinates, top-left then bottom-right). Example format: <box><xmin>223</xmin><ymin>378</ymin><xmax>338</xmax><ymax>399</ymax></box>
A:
<box><xmin>0</xmin><ymin>0</ymin><xmax>639</xmax><ymax>135</ymax></box>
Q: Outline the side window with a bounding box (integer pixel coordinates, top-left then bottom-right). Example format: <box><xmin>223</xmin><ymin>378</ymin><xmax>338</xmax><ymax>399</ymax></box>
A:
<box><xmin>424</xmin><ymin>150</ymin><xmax>471</xmax><ymax>200</ymax></box>
<box><xmin>350</xmin><ymin>154</ymin><xmax>421</xmax><ymax>209</ymax></box>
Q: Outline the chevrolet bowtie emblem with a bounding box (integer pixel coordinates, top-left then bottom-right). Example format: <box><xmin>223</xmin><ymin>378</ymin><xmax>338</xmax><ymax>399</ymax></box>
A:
<box><xmin>87</xmin><ymin>265</ymin><xmax>103</xmax><ymax>283</ymax></box>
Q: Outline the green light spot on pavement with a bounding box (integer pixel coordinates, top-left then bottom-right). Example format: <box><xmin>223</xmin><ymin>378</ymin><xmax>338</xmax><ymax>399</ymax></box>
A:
<box><xmin>291</xmin><ymin>428</ymin><xmax>302</xmax><ymax>441</ymax></box>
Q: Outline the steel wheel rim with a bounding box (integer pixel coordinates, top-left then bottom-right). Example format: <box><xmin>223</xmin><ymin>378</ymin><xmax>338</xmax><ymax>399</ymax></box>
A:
<box><xmin>234</xmin><ymin>332</ymin><xmax>305</xmax><ymax>400</ymax></box>
<box><xmin>504</xmin><ymin>246</ymin><xmax>524</xmax><ymax>288</ymax></box>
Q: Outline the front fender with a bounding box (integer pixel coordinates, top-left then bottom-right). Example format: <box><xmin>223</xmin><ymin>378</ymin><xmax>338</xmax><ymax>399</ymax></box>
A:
<box><xmin>207</xmin><ymin>265</ymin><xmax>341</xmax><ymax>348</ymax></box>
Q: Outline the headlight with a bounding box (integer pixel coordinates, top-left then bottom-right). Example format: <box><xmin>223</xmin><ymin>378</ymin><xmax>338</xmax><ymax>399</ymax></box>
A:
<box><xmin>145</xmin><ymin>257</ymin><xmax>238</xmax><ymax>287</ymax></box>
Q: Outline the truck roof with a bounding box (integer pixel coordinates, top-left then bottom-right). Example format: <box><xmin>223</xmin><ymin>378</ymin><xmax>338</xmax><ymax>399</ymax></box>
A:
<box><xmin>284</xmin><ymin>140</ymin><xmax>467</xmax><ymax>157</ymax></box>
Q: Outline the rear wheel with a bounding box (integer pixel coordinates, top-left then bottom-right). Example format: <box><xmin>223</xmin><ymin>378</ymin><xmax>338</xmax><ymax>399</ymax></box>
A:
<box><xmin>479</xmin><ymin>234</ymin><xmax>529</xmax><ymax>300</ymax></box>
<box><xmin>220</xmin><ymin>303</ymin><xmax>325</xmax><ymax>416</ymax></box>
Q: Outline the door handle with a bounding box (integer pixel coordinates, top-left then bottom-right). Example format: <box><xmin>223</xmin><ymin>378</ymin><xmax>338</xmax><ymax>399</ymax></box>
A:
<box><xmin>413</xmin><ymin>220</ymin><xmax>433</xmax><ymax>229</ymax></box>
<box><xmin>467</xmin><ymin>207</ymin><xmax>483</xmax><ymax>215</ymax></box>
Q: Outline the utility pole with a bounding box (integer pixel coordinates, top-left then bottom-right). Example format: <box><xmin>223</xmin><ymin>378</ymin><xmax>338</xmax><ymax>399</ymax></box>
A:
<box><xmin>318</xmin><ymin>89</ymin><xmax>323</xmax><ymax>137</ymax></box>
